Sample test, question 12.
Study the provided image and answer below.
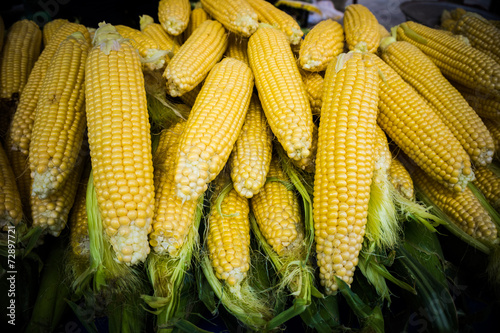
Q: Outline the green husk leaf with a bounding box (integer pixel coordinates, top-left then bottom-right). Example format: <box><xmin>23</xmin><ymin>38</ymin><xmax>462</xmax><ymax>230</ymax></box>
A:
<box><xmin>468</xmin><ymin>182</ymin><xmax>500</xmax><ymax>230</ymax></box>
<box><xmin>172</xmin><ymin>319</ymin><xmax>214</xmax><ymax>333</ymax></box>
<box><xmin>399</xmin><ymin>23</ymin><xmax>428</xmax><ymax>44</ymax></box>
<box><xmin>300</xmin><ymin>295</ymin><xmax>341</xmax><ymax>333</ymax></box>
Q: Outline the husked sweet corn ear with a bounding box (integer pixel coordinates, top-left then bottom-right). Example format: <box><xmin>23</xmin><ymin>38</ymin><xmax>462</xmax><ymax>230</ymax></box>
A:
<box><xmin>299</xmin><ymin>19</ymin><xmax>344</xmax><ymax>71</ymax></box>
<box><xmin>85</xmin><ymin>23</ymin><xmax>155</xmax><ymax>265</ymax></box>
<box><xmin>473</xmin><ymin>165</ymin><xmax>500</xmax><ymax>211</ymax></box>
<box><xmin>158</xmin><ymin>0</ymin><xmax>191</xmax><ymax>36</ymax></box>
<box><xmin>300</xmin><ymin>70</ymin><xmax>323</xmax><ymax>115</ymax></box>
<box><xmin>389</xmin><ymin>158</ymin><xmax>414</xmax><ymax>200</ymax></box>
<box><xmin>179</xmin><ymin>83</ymin><xmax>201</xmax><ymax>107</ymax></box>
<box><xmin>370</xmin><ymin>53</ymin><xmax>474</xmax><ymax>192</ymax></box>
<box><xmin>380</xmin><ymin>39</ymin><xmax>495</xmax><ymax>166</ymax></box>
<box><xmin>344</xmin><ymin>4</ymin><xmax>380</xmax><ymax>53</ymax></box>
<box><xmin>230</xmin><ymin>95</ymin><xmax>273</xmax><ymax>198</ymax></box>
<box><xmin>150</xmin><ymin>121</ymin><xmax>200</xmax><ymax>256</ymax></box>
<box><xmin>0</xmin><ymin>144</ymin><xmax>23</xmax><ymax>230</ymax></box>
<box><xmin>314</xmin><ymin>52</ymin><xmax>379</xmax><ymax>294</ymax></box>
<box><xmin>43</xmin><ymin>19</ymin><xmax>69</xmax><ymax>45</ymax></box>
<box><xmin>174</xmin><ymin>58</ymin><xmax>254</xmax><ymax>202</ymax></box>
<box><xmin>140</xmin><ymin>14</ymin><xmax>180</xmax><ymax>62</ymax></box>
<box><xmin>225</xmin><ymin>33</ymin><xmax>249</xmax><ymax>65</ymax></box>
<box><xmin>290</xmin><ymin>123</ymin><xmax>318</xmax><ymax>173</ymax></box>
<box><xmin>164</xmin><ymin>20</ymin><xmax>228</xmax><ymax>97</ymax></box>
<box><xmin>251</xmin><ymin>157</ymin><xmax>304</xmax><ymax>256</ymax></box>
<box><xmin>183</xmin><ymin>7</ymin><xmax>210</xmax><ymax>42</ymax></box>
<box><xmin>207</xmin><ymin>174</ymin><xmax>251</xmax><ymax>286</ymax></box>
<box><xmin>248</xmin><ymin>26</ymin><xmax>314</xmax><ymax>161</ymax></box>
<box><xmin>29</xmin><ymin>32</ymin><xmax>90</xmax><ymax>198</ymax></box>
<box><xmin>246</xmin><ymin>0</ymin><xmax>303</xmax><ymax>45</ymax></box>
<box><xmin>0</xmin><ymin>20</ymin><xmax>41</xmax><ymax>100</ymax></box>
<box><xmin>396</xmin><ymin>21</ymin><xmax>500</xmax><ymax>95</ymax></box>
<box><xmin>201</xmin><ymin>0</ymin><xmax>258</xmax><ymax>37</ymax></box>
<box><xmin>413</xmin><ymin>166</ymin><xmax>498</xmax><ymax>244</ymax></box>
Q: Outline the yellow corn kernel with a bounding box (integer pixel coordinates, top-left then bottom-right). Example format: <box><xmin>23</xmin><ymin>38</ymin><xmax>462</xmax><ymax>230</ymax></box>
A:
<box><xmin>6</xmin><ymin>22</ymin><xmax>90</xmax><ymax>157</ymax></box>
<box><xmin>174</xmin><ymin>57</ymin><xmax>254</xmax><ymax>202</ymax></box>
<box><xmin>482</xmin><ymin>118</ymin><xmax>500</xmax><ymax>153</ymax></box>
<box><xmin>381</xmin><ymin>39</ymin><xmax>495</xmax><ymax>166</ymax></box>
<box><xmin>396</xmin><ymin>21</ymin><xmax>500</xmax><ymax>95</ymax></box>
<box><xmin>179</xmin><ymin>83</ymin><xmax>201</xmax><ymax>107</ymax></box>
<box><xmin>0</xmin><ymin>144</ymin><xmax>23</xmax><ymax>230</ymax></box>
<box><xmin>299</xmin><ymin>19</ymin><xmax>344</xmax><ymax>71</ymax></box>
<box><xmin>182</xmin><ymin>7</ymin><xmax>210</xmax><ymax>42</ymax></box>
<box><xmin>344</xmin><ymin>4</ymin><xmax>380</xmax><ymax>53</ymax></box>
<box><xmin>224</xmin><ymin>33</ymin><xmax>249</xmax><ymax>65</ymax></box>
<box><xmin>251</xmin><ymin>157</ymin><xmax>304</xmax><ymax>256</ymax></box>
<box><xmin>246</xmin><ymin>0</ymin><xmax>303</xmax><ymax>45</ymax></box>
<box><xmin>300</xmin><ymin>70</ymin><xmax>323</xmax><ymax>116</ymax></box>
<box><xmin>248</xmin><ymin>26</ymin><xmax>314</xmax><ymax>161</ymax></box>
<box><xmin>441</xmin><ymin>18</ymin><xmax>457</xmax><ymax>31</ymax></box>
<box><xmin>150</xmin><ymin>121</ymin><xmax>201</xmax><ymax>255</ymax></box>
<box><xmin>85</xmin><ymin>23</ymin><xmax>155</xmax><ymax>265</ymax></box>
<box><xmin>0</xmin><ymin>20</ymin><xmax>42</xmax><ymax>100</ymax></box>
<box><xmin>164</xmin><ymin>20</ymin><xmax>228</xmax><ymax>97</ymax></box>
<box><xmin>473</xmin><ymin>165</ymin><xmax>500</xmax><ymax>211</ymax></box>
<box><xmin>43</xmin><ymin>19</ymin><xmax>69</xmax><ymax>46</ymax></box>
<box><xmin>389</xmin><ymin>157</ymin><xmax>414</xmax><ymax>200</ymax></box>
<box><xmin>158</xmin><ymin>0</ymin><xmax>191</xmax><ymax>36</ymax></box>
<box><xmin>207</xmin><ymin>174</ymin><xmax>251</xmax><ymax>286</ymax></box>
<box><xmin>200</xmin><ymin>0</ymin><xmax>258</xmax><ymax>37</ymax></box>
<box><xmin>454</xmin><ymin>82</ymin><xmax>500</xmax><ymax>120</ymax></box>
<box><xmin>370</xmin><ymin>53</ymin><xmax>474</xmax><ymax>192</ymax></box>
<box><xmin>314</xmin><ymin>52</ymin><xmax>379</xmax><ymax>294</ymax></box>
<box><xmin>413</xmin><ymin>166</ymin><xmax>498</xmax><ymax>243</ymax></box>
<box><xmin>229</xmin><ymin>95</ymin><xmax>273</xmax><ymax>198</ymax></box>
<box><xmin>140</xmin><ymin>14</ymin><xmax>180</xmax><ymax>63</ymax></box>
<box><xmin>69</xmin><ymin>166</ymin><xmax>90</xmax><ymax>258</ymax></box>
<box><xmin>29</xmin><ymin>32</ymin><xmax>90</xmax><ymax>199</ymax></box>
<box><xmin>291</xmin><ymin>122</ymin><xmax>318</xmax><ymax>173</ymax></box>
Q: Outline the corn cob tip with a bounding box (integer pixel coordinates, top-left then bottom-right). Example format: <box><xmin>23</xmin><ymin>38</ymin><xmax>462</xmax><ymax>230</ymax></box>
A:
<box><xmin>139</xmin><ymin>14</ymin><xmax>154</xmax><ymax>31</ymax></box>
<box><xmin>31</xmin><ymin>171</ymin><xmax>60</xmax><ymax>199</ymax></box>
<box><xmin>289</xmin><ymin>27</ymin><xmax>303</xmax><ymax>45</ymax></box>
<box><xmin>93</xmin><ymin>22</ymin><xmax>126</xmax><ymax>53</ymax></box>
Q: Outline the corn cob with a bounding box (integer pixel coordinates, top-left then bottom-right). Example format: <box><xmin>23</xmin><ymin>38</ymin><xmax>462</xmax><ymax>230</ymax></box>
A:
<box><xmin>290</xmin><ymin>122</ymin><xmax>318</xmax><ymax>173</ymax></box>
<box><xmin>454</xmin><ymin>82</ymin><xmax>500</xmax><ymax>120</ymax></box>
<box><xmin>246</xmin><ymin>0</ymin><xmax>303</xmax><ymax>45</ymax></box>
<box><xmin>69</xmin><ymin>166</ymin><xmax>90</xmax><ymax>258</ymax></box>
<box><xmin>200</xmin><ymin>0</ymin><xmax>258</xmax><ymax>37</ymax></box>
<box><xmin>373</xmin><ymin>125</ymin><xmax>392</xmax><ymax>181</ymax></box>
<box><xmin>251</xmin><ymin>157</ymin><xmax>303</xmax><ymax>256</ymax></box>
<box><xmin>451</xmin><ymin>8</ymin><xmax>467</xmax><ymax>20</ymax></box>
<box><xmin>451</xmin><ymin>13</ymin><xmax>500</xmax><ymax>63</ymax></box>
<box><xmin>85</xmin><ymin>23</ymin><xmax>155</xmax><ymax>265</ymax></box>
<box><xmin>300</xmin><ymin>70</ymin><xmax>323</xmax><ymax>115</ymax></box>
<box><xmin>473</xmin><ymin>165</ymin><xmax>500</xmax><ymax>211</ymax></box>
<box><xmin>31</xmin><ymin>155</ymin><xmax>85</xmax><ymax>237</ymax></box>
<box><xmin>43</xmin><ymin>19</ymin><xmax>69</xmax><ymax>46</ymax></box>
<box><xmin>179</xmin><ymin>83</ymin><xmax>201</xmax><ymax>107</ymax></box>
<box><xmin>389</xmin><ymin>157</ymin><xmax>414</xmax><ymax>200</ymax></box>
<box><xmin>441</xmin><ymin>18</ymin><xmax>457</xmax><ymax>31</ymax></box>
<box><xmin>140</xmin><ymin>14</ymin><xmax>180</xmax><ymax>62</ymax></box>
<box><xmin>413</xmin><ymin>166</ymin><xmax>498</xmax><ymax>244</ymax></box>
<box><xmin>0</xmin><ymin>20</ymin><xmax>42</xmax><ymax>100</ymax></box>
<box><xmin>229</xmin><ymin>95</ymin><xmax>273</xmax><ymax>198</ymax></box>
<box><xmin>150</xmin><ymin>121</ymin><xmax>201</xmax><ymax>255</ymax></box>
<box><xmin>29</xmin><ymin>32</ymin><xmax>90</xmax><ymax>199</ymax></box>
<box><xmin>174</xmin><ymin>57</ymin><xmax>253</xmax><ymax>202</ymax></box>
<box><xmin>182</xmin><ymin>6</ymin><xmax>210</xmax><ymax>42</ymax></box>
<box><xmin>314</xmin><ymin>52</ymin><xmax>379</xmax><ymax>294</ymax></box>
<box><xmin>164</xmin><ymin>20</ymin><xmax>227</xmax><ymax>97</ymax></box>
<box><xmin>370</xmin><ymin>53</ymin><xmax>474</xmax><ymax>192</ymax></box>
<box><xmin>299</xmin><ymin>19</ymin><xmax>344</xmax><ymax>71</ymax></box>
<box><xmin>396</xmin><ymin>21</ymin><xmax>500</xmax><ymax>96</ymax></box>
<box><xmin>344</xmin><ymin>4</ymin><xmax>380</xmax><ymax>53</ymax></box>
<box><xmin>248</xmin><ymin>26</ymin><xmax>314</xmax><ymax>161</ymax></box>
<box><xmin>6</xmin><ymin>22</ymin><xmax>89</xmax><ymax>156</ymax></box>
<box><xmin>378</xmin><ymin>24</ymin><xmax>391</xmax><ymax>39</ymax></box>
<box><xmin>207</xmin><ymin>173</ymin><xmax>250</xmax><ymax>286</ymax></box>
<box><xmin>158</xmin><ymin>0</ymin><xmax>191</xmax><ymax>36</ymax></box>
<box><xmin>0</xmin><ymin>144</ymin><xmax>23</xmax><ymax>230</ymax></box>
<box><xmin>225</xmin><ymin>33</ymin><xmax>249</xmax><ymax>65</ymax></box>
<box><xmin>482</xmin><ymin>118</ymin><xmax>500</xmax><ymax>153</ymax></box>
<box><xmin>380</xmin><ymin>39</ymin><xmax>495</xmax><ymax>166</ymax></box>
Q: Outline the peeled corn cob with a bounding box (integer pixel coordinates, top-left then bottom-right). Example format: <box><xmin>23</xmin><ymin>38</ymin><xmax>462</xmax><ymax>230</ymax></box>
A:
<box><xmin>230</xmin><ymin>95</ymin><xmax>273</xmax><ymax>198</ymax></box>
<box><xmin>290</xmin><ymin>123</ymin><xmax>318</xmax><ymax>173</ymax></box>
<box><xmin>85</xmin><ymin>23</ymin><xmax>155</xmax><ymax>265</ymax></box>
<box><xmin>207</xmin><ymin>173</ymin><xmax>251</xmax><ymax>286</ymax></box>
<box><xmin>200</xmin><ymin>0</ymin><xmax>258</xmax><ymax>37</ymax></box>
<box><xmin>370</xmin><ymin>53</ymin><xmax>474</xmax><ymax>192</ymax></box>
<box><xmin>0</xmin><ymin>144</ymin><xmax>23</xmax><ymax>230</ymax></box>
<box><xmin>29</xmin><ymin>32</ymin><xmax>90</xmax><ymax>198</ymax></box>
<box><xmin>246</xmin><ymin>0</ymin><xmax>303</xmax><ymax>45</ymax></box>
<box><xmin>248</xmin><ymin>25</ymin><xmax>314</xmax><ymax>161</ymax></box>
<box><xmin>179</xmin><ymin>83</ymin><xmax>201</xmax><ymax>107</ymax></box>
<box><xmin>413</xmin><ymin>166</ymin><xmax>498</xmax><ymax>244</ymax></box>
<box><xmin>473</xmin><ymin>165</ymin><xmax>500</xmax><ymax>211</ymax></box>
<box><xmin>164</xmin><ymin>20</ymin><xmax>228</xmax><ymax>97</ymax></box>
<box><xmin>140</xmin><ymin>14</ymin><xmax>180</xmax><ymax>62</ymax></box>
<box><xmin>344</xmin><ymin>4</ymin><xmax>380</xmax><ymax>53</ymax></box>
<box><xmin>43</xmin><ymin>19</ymin><xmax>69</xmax><ymax>46</ymax></box>
<box><xmin>389</xmin><ymin>157</ymin><xmax>414</xmax><ymax>200</ymax></box>
<box><xmin>158</xmin><ymin>0</ymin><xmax>191</xmax><ymax>36</ymax></box>
<box><xmin>380</xmin><ymin>38</ymin><xmax>495</xmax><ymax>166</ymax></box>
<box><xmin>225</xmin><ymin>33</ymin><xmax>249</xmax><ymax>65</ymax></box>
<box><xmin>182</xmin><ymin>7</ymin><xmax>210</xmax><ymax>42</ymax></box>
<box><xmin>251</xmin><ymin>157</ymin><xmax>304</xmax><ymax>256</ymax></box>
<box><xmin>174</xmin><ymin>57</ymin><xmax>254</xmax><ymax>202</ymax></box>
<box><xmin>299</xmin><ymin>19</ymin><xmax>344</xmax><ymax>71</ymax></box>
<box><xmin>396</xmin><ymin>21</ymin><xmax>500</xmax><ymax>96</ymax></box>
<box><xmin>314</xmin><ymin>51</ymin><xmax>379</xmax><ymax>294</ymax></box>
<box><xmin>300</xmin><ymin>70</ymin><xmax>323</xmax><ymax>115</ymax></box>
